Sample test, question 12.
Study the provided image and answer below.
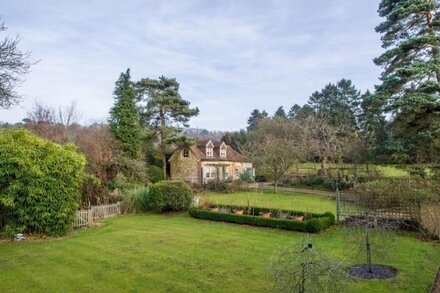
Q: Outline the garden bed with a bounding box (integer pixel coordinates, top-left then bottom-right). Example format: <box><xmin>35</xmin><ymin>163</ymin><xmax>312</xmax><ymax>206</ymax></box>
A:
<box><xmin>188</xmin><ymin>205</ymin><xmax>335</xmax><ymax>233</ymax></box>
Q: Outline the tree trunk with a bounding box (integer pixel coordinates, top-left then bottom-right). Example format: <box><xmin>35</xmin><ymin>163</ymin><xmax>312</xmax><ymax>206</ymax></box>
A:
<box><xmin>159</xmin><ymin>105</ymin><xmax>167</xmax><ymax>179</ymax></box>
<box><xmin>162</xmin><ymin>153</ymin><xmax>167</xmax><ymax>180</ymax></box>
<box><xmin>425</xmin><ymin>2</ymin><xmax>440</xmax><ymax>83</ymax></box>
<box><xmin>366</xmin><ymin>228</ymin><xmax>372</xmax><ymax>273</ymax></box>
<box><xmin>274</xmin><ymin>179</ymin><xmax>278</xmax><ymax>193</ymax></box>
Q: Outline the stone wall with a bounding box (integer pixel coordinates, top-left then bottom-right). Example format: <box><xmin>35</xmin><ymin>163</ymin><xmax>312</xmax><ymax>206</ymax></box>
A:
<box><xmin>170</xmin><ymin>148</ymin><xmax>200</xmax><ymax>183</ymax></box>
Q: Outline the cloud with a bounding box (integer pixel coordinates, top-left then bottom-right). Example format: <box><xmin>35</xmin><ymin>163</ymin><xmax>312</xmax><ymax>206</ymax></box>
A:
<box><xmin>1</xmin><ymin>0</ymin><xmax>383</xmax><ymax>130</ymax></box>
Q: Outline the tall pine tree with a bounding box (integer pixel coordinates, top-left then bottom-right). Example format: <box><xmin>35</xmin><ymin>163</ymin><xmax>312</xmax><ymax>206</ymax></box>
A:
<box><xmin>374</xmin><ymin>0</ymin><xmax>440</xmax><ymax>162</ymax></box>
<box><xmin>109</xmin><ymin>69</ymin><xmax>142</xmax><ymax>159</ymax></box>
<box><xmin>136</xmin><ymin>76</ymin><xmax>199</xmax><ymax>178</ymax></box>
<box><xmin>247</xmin><ymin>109</ymin><xmax>268</xmax><ymax>131</ymax></box>
<box><xmin>273</xmin><ymin>106</ymin><xmax>287</xmax><ymax>119</ymax></box>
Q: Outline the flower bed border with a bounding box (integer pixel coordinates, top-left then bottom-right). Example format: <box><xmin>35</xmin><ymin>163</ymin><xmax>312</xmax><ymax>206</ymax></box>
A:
<box><xmin>188</xmin><ymin>205</ymin><xmax>335</xmax><ymax>233</ymax></box>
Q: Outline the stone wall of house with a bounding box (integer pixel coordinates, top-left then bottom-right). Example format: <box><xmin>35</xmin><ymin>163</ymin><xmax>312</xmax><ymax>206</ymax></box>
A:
<box><xmin>170</xmin><ymin>149</ymin><xmax>200</xmax><ymax>183</ymax></box>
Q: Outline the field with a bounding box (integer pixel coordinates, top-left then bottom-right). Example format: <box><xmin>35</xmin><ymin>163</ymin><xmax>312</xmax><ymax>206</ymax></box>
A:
<box><xmin>288</xmin><ymin>163</ymin><xmax>428</xmax><ymax>178</ymax></box>
<box><xmin>0</xmin><ymin>193</ymin><xmax>439</xmax><ymax>293</ymax></box>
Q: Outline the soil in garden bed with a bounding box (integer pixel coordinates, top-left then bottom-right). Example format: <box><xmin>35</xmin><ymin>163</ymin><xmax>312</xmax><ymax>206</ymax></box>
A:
<box><xmin>348</xmin><ymin>264</ymin><xmax>397</xmax><ymax>279</ymax></box>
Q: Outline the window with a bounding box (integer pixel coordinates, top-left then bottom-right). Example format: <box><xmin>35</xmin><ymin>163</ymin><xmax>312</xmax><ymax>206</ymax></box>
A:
<box><xmin>220</xmin><ymin>148</ymin><xmax>226</xmax><ymax>158</ymax></box>
<box><xmin>206</xmin><ymin>148</ymin><xmax>213</xmax><ymax>157</ymax></box>
<box><xmin>182</xmin><ymin>149</ymin><xmax>189</xmax><ymax>158</ymax></box>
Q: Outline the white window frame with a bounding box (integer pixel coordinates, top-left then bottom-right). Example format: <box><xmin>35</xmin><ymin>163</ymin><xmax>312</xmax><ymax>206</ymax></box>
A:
<box><xmin>182</xmin><ymin>149</ymin><xmax>189</xmax><ymax>158</ymax></box>
<box><xmin>220</xmin><ymin>148</ymin><xmax>226</xmax><ymax>158</ymax></box>
<box><xmin>206</xmin><ymin>148</ymin><xmax>213</xmax><ymax>157</ymax></box>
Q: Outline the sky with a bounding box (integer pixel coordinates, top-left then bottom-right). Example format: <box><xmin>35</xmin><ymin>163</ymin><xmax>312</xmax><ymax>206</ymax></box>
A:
<box><xmin>1</xmin><ymin>0</ymin><xmax>383</xmax><ymax>130</ymax></box>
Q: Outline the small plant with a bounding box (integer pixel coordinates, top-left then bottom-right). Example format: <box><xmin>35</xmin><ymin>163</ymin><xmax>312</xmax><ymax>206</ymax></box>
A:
<box><xmin>269</xmin><ymin>237</ymin><xmax>347</xmax><ymax>293</ymax></box>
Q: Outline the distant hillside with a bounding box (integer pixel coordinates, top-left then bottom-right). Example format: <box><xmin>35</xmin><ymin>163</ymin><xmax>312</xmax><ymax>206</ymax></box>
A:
<box><xmin>183</xmin><ymin>128</ymin><xmax>226</xmax><ymax>141</ymax></box>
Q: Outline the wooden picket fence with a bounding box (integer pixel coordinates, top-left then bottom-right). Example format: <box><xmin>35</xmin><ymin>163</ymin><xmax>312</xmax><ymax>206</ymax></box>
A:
<box><xmin>75</xmin><ymin>202</ymin><xmax>121</xmax><ymax>228</ymax></box>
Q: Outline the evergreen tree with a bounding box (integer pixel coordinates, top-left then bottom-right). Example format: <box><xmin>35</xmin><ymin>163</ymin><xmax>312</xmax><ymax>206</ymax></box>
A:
<box><xmin>374</xmin><ymin>0</ymin><xmax>440</xmax><ymax>162</ymax></box>
<box><xmin>247</xmin><ymin>109</ymin><xmax>268</xmax><ymax>131</ymax></box>
<box><xmin>109</xmin><ymin>69</ymin><xmax>142</xmax><ymax>159</ymax></box>
<box><xmin>136</xmin><ymin>76</ymin><xmax>199</xmax><ymax>178</ymax></box>
<box><xmin>221</xmin><ymin>129</ymin><xmax>247</xmax><ymax>152</ymax></box>
<box><xmin>307</xmin><ymin>79</ymin><xmax>360</xmax><ymax>131</ymax></box>
<box><xmin>288</xmin><ymin>104</ymin><xmax>302</xmax><ymax>119</ymax></box>
<box><xmin>358</xmin><ymin>90</ymin><xmax>387</xmax><ymax>149</ymax></box>
<box><xmin>273</xmin><ymin>106</ymin><xmax>287</xmax><ymax>119</ymax></box>
<box><xmin>288</xmin><ymin>104</ymin><xmax>315</xmax><ymax>120</ymax></box>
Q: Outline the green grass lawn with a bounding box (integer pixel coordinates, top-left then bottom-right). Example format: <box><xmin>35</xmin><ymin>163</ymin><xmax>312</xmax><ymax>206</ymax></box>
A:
<box><xmin>0</xmin><ymin>214</ymin><xmax>438</xmax><ymax>293</ymax></box>
<box><xmin>199</xmin><ymin>190</ymin><xmax>336</xmax><ymax>214</ymax></box>
<box><xmin>291</xmin><ymin>163</ymin><xmax>424</xmax><ymax>178</ymax></box>
<box><xmin>0</xmin><ymin>192</ymin><xmax>438</xmax><ymax>292</ymax></box>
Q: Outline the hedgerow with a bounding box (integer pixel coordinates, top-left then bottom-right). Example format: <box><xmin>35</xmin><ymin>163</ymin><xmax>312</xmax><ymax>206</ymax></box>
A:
<box><xmin>0</xmin><ymin>129</ymin><xmax>85</xmax><ymax>237</ymax></box>
<box><xmin>189</xmin><ymin>206</ymin><xmax>334</xmax><ymax>233</ymax></box>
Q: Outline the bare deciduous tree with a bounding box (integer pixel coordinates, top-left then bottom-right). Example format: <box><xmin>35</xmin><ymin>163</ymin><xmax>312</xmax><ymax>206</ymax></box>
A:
<box><xmin>0</xmin><ymin>20</ymin><xmax>33</xmax><ymax>109</ymax></box>
<box><xmin>25</xmin><ymin>102</ymin><xmax>63</xmax><ymax>143</ymax></box>
<box><xmin>269</xmin><ymin>236</ymin><xmax>347</xmax><ymax>293</ymax></box>
<box><xmin>25</xmin><ymin>100</ymin><xmax>80</xmax><ymax>143</ymax></box>
<box><xmin>244</xmin><ymin>117</ymin><xmax>304</xmax><ymax>192</ymax></box>
<box><xmin>58</xmin><ymin>100</ymin><xmax>80</xmax><ymax>141</ymax></box>
<box><xmin>301</xmin><ymin>115</ymin><xmax>346</xmax><ymax>175</ymax></box>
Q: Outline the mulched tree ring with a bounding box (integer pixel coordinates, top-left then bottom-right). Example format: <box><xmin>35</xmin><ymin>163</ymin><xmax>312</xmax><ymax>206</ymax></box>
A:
<box><xmin>348</xmin><ymin>264</ymin><xmax>398</xmax><ymax>279</ymax></box>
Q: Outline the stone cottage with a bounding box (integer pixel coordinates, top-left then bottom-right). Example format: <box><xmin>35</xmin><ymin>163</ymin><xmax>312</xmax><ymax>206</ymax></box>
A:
<box><xmin>169</xmin><ymin>140</ymin><xmax>254</xmax><ymax>184</ymax></box>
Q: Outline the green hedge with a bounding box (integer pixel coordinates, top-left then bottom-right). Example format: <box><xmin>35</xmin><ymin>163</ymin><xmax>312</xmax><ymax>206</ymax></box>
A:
<box><xmin>148</xmin><ymin>181</ymin><xmax>192</xmax><ymax>212</ymax></box>
<box><xmin>0</xmin><ymin>129</ymin><xmax>85</xmax><ymax>237</ymax></box>
<box><xmin>188</xmin><ymin>206</ymin><xmax>334</xmax><ymax>233</ymax></box>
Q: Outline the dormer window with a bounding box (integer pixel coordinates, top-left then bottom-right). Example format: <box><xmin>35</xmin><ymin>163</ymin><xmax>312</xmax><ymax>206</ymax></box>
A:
<box><xmin>205</xmin><ymin>140</ymin><xmax>214</xmax><ymax>157</ymax></box>
<box><xmin>182</xmin><ymin>148</ymin><xmax>189</xmax><ymax>158</ymax></box>
<box><xmin>219</xmin><ymin>142</ymin><xmax>227</xmax><ymax>158</ymax></box>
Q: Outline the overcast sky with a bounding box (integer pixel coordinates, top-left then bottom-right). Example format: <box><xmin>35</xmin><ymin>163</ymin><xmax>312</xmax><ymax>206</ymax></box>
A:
<box><xmin>1</xmin><ymin>0</ymin><xmax>383</xmax><ymax>130</ymax></box>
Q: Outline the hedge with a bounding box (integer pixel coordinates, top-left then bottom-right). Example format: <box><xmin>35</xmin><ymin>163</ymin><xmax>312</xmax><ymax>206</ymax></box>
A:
<box><xmin>189</xmin><ymin>206</ymin><xmax>335</xmax><ymax>233</ymax></box>
<box><xmin>147</xmin><ymin>180</ymin><xmax>192</xmax><ymax>212</ymax></box>
<box><xmin>0</xmin><ymin>129</ymin><xmax>85</xmax><ymax>237</ymax></box>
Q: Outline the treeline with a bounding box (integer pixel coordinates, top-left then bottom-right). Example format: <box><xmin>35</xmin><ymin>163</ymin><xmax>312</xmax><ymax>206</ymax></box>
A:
<box><xmin>225</xmin><ymin>0</ymin><xmax>440</xmax><ymax>169</ymax></box>
<box><xmin>2</xmin><ymin>70</ymin><xmax>199</xmax><ymax>208</ymax></box>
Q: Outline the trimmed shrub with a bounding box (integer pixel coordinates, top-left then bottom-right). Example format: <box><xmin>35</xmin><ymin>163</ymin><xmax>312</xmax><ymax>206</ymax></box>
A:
<box><xmin>148</xmin><ymin>181</ymin><xmax>192</xmax><ymax>212</ymax></box>
<box><xmin>189</xmin><ymin>206</ymin><xmax>335</xmax><ymax>233</ymax></box>
<box><xmin>0</xmin><ymin>129</ymin><xmax>85</xmax><ymax>237</ymax></box>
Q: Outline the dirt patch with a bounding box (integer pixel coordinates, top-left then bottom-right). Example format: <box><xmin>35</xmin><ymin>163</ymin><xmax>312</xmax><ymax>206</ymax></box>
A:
<box><xmin>348</xmin><ymin>264</ymin><xmax>397</xmax><ymax>279</ymax></box>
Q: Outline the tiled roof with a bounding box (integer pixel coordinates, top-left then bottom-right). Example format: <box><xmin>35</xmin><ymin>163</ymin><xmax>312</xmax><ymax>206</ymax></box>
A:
<box><xmin>191</xmin><ymin>140</ymin><xmax>244</xmax><ymax>162</ymax></box>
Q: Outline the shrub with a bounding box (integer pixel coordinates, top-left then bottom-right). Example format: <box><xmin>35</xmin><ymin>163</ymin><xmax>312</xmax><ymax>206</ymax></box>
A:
<box><xmin>239</xmin><ymin>170</ymin><xmax>255</xmax><ymax>183</ymax></box>
<box><xmin>113</xmin><ymin>155</ymin><xmax>147</xmax><ymax>190</ymax></box>
<box><xmin>206</xmin><ymin>181</ymin><xmax>232</xmax><ymax>193</ymax></box>
<box><xmin>147</xmin><ymin>165</ymin><xmax>164</xmax><ymax>183</ymax></box>
<box><xmin>147</xmin><ymin>181</ymin><xmax>192</xmax><ymax>212</ymax></box>
<box><xmin>0</xmin><ymin>129</ymin><xmax>85</xmax><ymax>237</ymax></box>
<box><xmin>188</xmin><ymin>206</ymin><xmax>334</xmax><ymax>233</ymax></box>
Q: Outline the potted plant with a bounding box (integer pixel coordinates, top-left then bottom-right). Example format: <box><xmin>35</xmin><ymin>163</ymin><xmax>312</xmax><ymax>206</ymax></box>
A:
<box><xmin>261</xmin><ymin>211</ymin><xmax>271</xmax><ymax>218</ymax></box>
<box><xmin>291</xmin><ymin>215</ymin><xmax>304</xmax><ymax>221</ymax></box>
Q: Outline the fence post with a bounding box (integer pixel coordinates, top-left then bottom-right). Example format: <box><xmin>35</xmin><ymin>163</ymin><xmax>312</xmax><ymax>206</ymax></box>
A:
<box><xmin>336</xmin><ymin>188</ymin><xmax>340</xmax><ymax>223</ymax></box>
<box><xmin>88</xmin><ymin>209</ymin><xmax>93</xmax><ymax>227</ymax></box>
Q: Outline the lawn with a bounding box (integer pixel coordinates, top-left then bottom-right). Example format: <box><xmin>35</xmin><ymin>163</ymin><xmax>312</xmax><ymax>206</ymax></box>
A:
<box><xmin>0</xmin><ymin>193</ymin><xmax>438</xmax><ymax>293</ymax></box>
<box><xmin>290</xmin><ymin>163</ymin><xmax>425</xmax><ymax>178</ymax></box>
<box><xmin>199</xmin><ymin>190</ymin><xmax>336</xmax><ymax>214</ymax></box>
